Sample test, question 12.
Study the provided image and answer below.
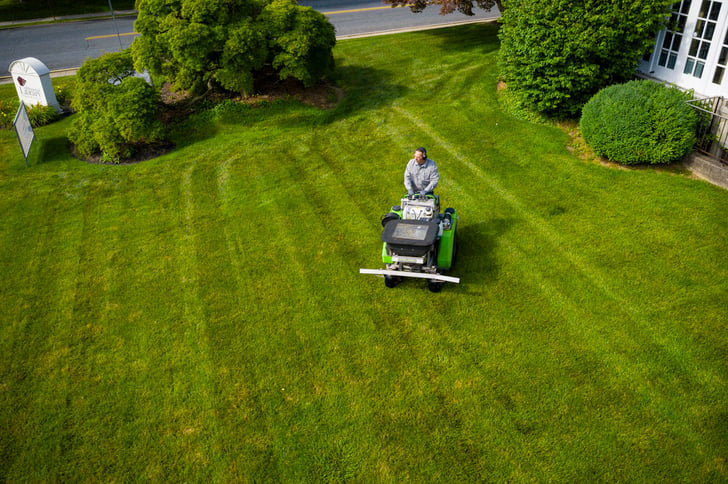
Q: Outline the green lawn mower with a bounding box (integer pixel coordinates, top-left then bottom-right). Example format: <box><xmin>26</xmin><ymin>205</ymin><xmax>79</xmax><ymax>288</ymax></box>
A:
<box><xmin>360</xmin><ymin>194</ymin><xmax>459</xmax><ymax>292</ymax></box>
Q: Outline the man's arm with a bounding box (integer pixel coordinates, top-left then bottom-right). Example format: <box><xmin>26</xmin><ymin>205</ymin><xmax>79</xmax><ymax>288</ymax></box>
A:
<box><xmin>404</xmin><ymin>160</ymin><xmax>415</xmax><ymax>194</ymax></box>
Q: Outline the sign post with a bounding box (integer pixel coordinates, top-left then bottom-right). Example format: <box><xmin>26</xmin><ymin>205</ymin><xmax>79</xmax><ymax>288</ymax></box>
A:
<box><xmin>13</xmin><ymin>102</ymin><xmax>35</xmax><ymax>167</ymax></box>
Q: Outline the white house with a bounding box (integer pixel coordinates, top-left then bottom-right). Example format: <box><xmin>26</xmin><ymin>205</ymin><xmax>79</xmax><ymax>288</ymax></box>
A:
<box><xmin>638</xmin><ymin>0</ymin><xmax>728</xmax><ymax>98</ymax></box>
<box><xmin>637</xmin><ymin>0</ymin><xmax>728</xmax><ymax>184</ymax></box>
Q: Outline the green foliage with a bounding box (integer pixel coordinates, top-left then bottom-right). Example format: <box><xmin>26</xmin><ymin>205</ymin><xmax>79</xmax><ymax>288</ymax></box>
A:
<box><xmin>1</xmin><ymin>101</ymin><xmax>61</xmax><ymax>130</ymax></box>
<box><xmin>0</xmin><ymin>98</ymin><xmax>19</xmax><ymax>130</ymax></box>
<box><xmin>68</xmin><ymin>50</ymin><xmax>163</xmax><ymax>160</ymax></box>
<box><xmin>132</xmin><ymin>0</ymin><xmax>336</xmax><ymax>95</ymax></box>
<box><xmin>0</xmin><ymin>81</ymin><xmax>71</xmax><ymax>129</ymax></box>
<box><xmin>53</xmin><ymin>83</ymin><xmax>73</xmax><ymax>107</ymax></box>
<box><xmin>498</xmin><ymin>0</ymin><xmax>673</xmax><ymax>118</ymax></box>
<box><xmin>216</xmin><ymin>17</ymin><xmax>268</xmax><ymax>94</ymax></box>
<box><xmin>26</xmin><ymin>103</ymin><xmax>60</xmax><ymax>127</ymax></box>
<box><xmin>259</xmin><ymin>0</ymin><xmax>336</xmax><ymax>87</ymax></box>
<box><xmin>580</xmin><ymin>80</ymin><xmax>697</xmax><ymax>164</ymax></box>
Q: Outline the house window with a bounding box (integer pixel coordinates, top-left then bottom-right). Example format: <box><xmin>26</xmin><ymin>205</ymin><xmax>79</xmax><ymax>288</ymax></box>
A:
<box><xmin>683</xmin><ymin>0</ymin><xmax>722</xmax><ymax>78</ymax></box>
<box><xmin>712</xmin><ymin>29</ymin><xmax>728</xmax><ymax>84</ymax></box>
<box><xmin>658</xmin><ymin>0</ymin><xmax>692</xmax><ymax>69</ymax></box>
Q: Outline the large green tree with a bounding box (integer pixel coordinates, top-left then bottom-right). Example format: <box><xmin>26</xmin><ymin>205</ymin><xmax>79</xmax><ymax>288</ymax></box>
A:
<box><xmin>383</xmin><ymin>0</ymin><xmax>503</xmax><ymax>15</ymax></box>
<box><xmin>498</xmin><ymin>0</ymin><xmax>673</xmax><ymax>118</ymax></box>
<box><xmin>131</xmin><ymin>0</ymin><xmax>336</xmax><ymax>95</ymax></box>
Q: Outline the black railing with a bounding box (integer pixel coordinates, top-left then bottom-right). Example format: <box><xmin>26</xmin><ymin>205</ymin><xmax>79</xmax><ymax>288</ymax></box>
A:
<box><xmin>687</xmin><ymin>96</ymin><xmax>728</xmax><ymax>164</ymax></box>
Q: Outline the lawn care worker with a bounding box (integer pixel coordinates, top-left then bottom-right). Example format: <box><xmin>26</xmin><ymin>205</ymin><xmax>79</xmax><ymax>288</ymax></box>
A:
<box><xmin>404</xmin><ymin>147</ymin><xmax>439</xmax><ymax>197</ymax></box>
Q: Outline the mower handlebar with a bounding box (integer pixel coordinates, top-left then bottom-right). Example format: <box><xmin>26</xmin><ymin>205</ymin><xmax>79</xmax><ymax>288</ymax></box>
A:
<box><xmin>404</xmin><ymin>193</ymin><xmax>434</xmax><ymax>200</ymax></box>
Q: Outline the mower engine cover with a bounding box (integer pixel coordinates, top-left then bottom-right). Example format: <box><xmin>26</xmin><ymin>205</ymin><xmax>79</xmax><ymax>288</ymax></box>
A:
<box><xmin>401</xmin><ymin>196</ymin><xmax>438</xmax><ymax>221</ymax></box>
<box><xmin>381</xmin><ymin>219</ymin><xmax>439</xmax><ymax>257</ymax></box>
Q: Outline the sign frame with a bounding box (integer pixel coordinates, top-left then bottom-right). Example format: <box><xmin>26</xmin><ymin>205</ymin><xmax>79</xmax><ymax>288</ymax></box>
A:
<box><xmin>13</xmin><ymin>101</ymin><xmax>35</xmax><ymax>167</ymax></box>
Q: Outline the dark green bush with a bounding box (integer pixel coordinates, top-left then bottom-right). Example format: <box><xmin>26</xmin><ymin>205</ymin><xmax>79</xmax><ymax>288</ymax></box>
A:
<box><xmin>580</xmin><ymin>80</ymin><xmax>697</xmax><ymax>165</ymax></box>
<box><xmin>133</xmin><ymin>0</ymin><xmax>336</xmax><ymax>96</ymax></box>
<box><xmin>259</xmin><ymin>0</ymin><xmax>336</xmax><ymax>88</ymax></box>
<box><xmin>498</xmin><ymin>0</ymin><xmax>673</xmax><ymax>118</ymax></box>
<box><xmin>68</xmin><ymin>50</ymin><xmax>163</xmax><ymax>161</ymax></box>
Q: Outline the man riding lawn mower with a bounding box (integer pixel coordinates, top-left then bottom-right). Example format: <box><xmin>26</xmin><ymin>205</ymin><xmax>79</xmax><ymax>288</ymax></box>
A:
<box><xmin>360</xmin><ymin>148</ymin><xmax>459</xmax><ymax>292</ymax></box>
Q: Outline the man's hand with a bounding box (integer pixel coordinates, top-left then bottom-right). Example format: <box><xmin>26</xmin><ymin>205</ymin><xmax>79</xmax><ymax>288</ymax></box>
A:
<box><xmin>419</xmin><ymin>191</ymin><xmax>427</xmax><ymax>198</ymax></box>
<box><xmin>408</xmin><ymin>190</ymin><xmax>415</xmax><ymax>197</ymax></box>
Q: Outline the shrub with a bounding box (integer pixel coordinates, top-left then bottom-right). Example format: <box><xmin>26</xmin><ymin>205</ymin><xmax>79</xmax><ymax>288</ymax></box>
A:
<box><xmin>498</xmin><ymin>0</ymin><xmax>673</xmax><ymax>118</ymax></box>
<box><xmin>0</xmin><ymin>100</ymin><xmax>59</xmax><ymax>129</ymax></box>
<box><xmin>580</xmin><ymin>80</ymin><xmax>697</xmax><ymax>165</ymax></box>
<box><xmin>258</xmin><ymin>0</ymin><xmax>336</xmax><ymax>87</ymax></box>
<box><xmin>132</xmin><ymin>0</ymin><xmax>336</xmax><ymax>96</ymax></box>
<box><xmin>27</xmin><ymin>103</ymin><xmax>60</xmax><ymax>127</ymax></box>
<box><xmin>68</xmin><ymin>50</ymin><xmax>164</xmax><ymax>161</ymax></box>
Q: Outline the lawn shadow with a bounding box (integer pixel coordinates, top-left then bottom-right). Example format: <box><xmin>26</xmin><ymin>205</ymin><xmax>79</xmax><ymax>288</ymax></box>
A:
<box><xmin>416</xmin><ymin>21</ymin><xmax>501</xmax><ymax>57</ymax></box>
<box><xmin>32</xmin><ymin>133</ymin><xmax>74</xmax><ymax>166</ymax></box>
<box><xmin>166</xmin><ymin>64</ymin><xmax>408</xmax><ymax>146</ymax></box>
<box><xmin>454</xmin><ymin>217</ymin><xmax>515</xmax><ymax>288</ymax></box>
<box><xmin>324</xmin><ymin>64</ymin><xmax>410</xmax><ymax>121</ymax></box>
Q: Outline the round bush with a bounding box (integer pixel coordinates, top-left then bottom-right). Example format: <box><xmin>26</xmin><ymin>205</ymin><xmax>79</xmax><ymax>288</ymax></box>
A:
<box><xmin>580</xmin><ymin>80</ymin><xmax>697</xmax><ymax>165</ymax></box>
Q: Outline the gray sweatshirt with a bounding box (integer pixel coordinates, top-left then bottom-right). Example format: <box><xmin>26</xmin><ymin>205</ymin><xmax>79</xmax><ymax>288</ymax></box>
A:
<box><xmin>404</xmin><ymin>158</ymin><xmax>439</xmax><ymax>193</ymax></box>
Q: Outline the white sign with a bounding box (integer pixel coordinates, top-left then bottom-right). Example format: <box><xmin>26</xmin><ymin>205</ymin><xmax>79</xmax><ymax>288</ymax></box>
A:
<box><xmin>8</xmin><ymin>57</ymin><xmax>61</xmax><ymax>112</ymax></box>
<box><xmin>13</xmin><ymin>102</ymin><xmax>35</xmax><ymax>167</ymax></box>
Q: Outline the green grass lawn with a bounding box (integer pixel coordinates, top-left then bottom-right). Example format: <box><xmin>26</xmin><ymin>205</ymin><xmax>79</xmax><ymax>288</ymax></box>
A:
<box><xmin>1</xmin><ymin>23</ymin><xmax>727</xmax><ymax>481</ymax></box>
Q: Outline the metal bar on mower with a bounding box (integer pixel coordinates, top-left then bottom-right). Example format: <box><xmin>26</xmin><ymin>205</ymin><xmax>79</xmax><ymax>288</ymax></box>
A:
<box><xmin>359</xmin><ymin>268</ymin><xmax>460</xmax><ymax>284</ymax></box>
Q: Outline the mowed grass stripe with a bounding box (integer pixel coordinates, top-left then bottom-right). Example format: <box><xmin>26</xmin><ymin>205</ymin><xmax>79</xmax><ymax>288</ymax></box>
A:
<box><xmin>164</xmin><ymin>161</ymin><xmax>223</xmax><ymax>477</ymax></box>
<box><xmin>202</xmin><ymin>137</ymin><xmax>363</xmax><ymax>479</ymax></box>
<box><xmin>209</xmin><ymin>127</ymin><xmax>496</xmax><ymax>478</ymax></box>
<box><xmin>210</xmin><ymin>147</ymin><xmax>292</xmax><ymax>479</ymax></box>
<box><xmin>389</xmin><ymin>105</ymin><xmax>634</xmax><ymax>314</ymax></box>
<box><xmin>0</xmin><ymin>188</ymin><xmax>85</xmax><ymax>479</ymax></box>
<box><xmin>384</xmin><ymin>104</ymin><xmax>723</xmax><ymax>470</ymax></box>
<box><xmin>239</xmin><ymin>140</ymin><xmax>388</xmax><ymax>479</ymax></box>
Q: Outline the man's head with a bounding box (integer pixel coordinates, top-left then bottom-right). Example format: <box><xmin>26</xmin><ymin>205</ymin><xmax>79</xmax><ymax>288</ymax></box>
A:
<box><xmin>414</xmin><ymin>147</ymin><xmax>427</xmax><ymax>165</ymax></box>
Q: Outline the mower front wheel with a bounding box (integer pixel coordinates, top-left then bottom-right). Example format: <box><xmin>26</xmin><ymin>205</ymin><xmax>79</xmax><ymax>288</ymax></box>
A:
<box><xmin>384</xmin><ymin>276</ymin><xmax>402</xmax><ymax>288</ymax></box>
<box><xmin>428</xmin><ymin>280</ymin><xmax>444</xmax><ymax>293</ymax></box>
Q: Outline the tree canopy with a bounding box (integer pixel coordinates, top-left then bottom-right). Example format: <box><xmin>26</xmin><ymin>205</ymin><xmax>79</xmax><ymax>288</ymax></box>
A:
<box><xmin>131</xmin><ymin>0</ymin><xmax>336</xmax><ymax>95</ymax></box>
<box><xmin>498</xmin><ymin>0</ymin><xmax>673</xmax><ymax>118</ymax></box>
<box><xmin>382</xmin><ymin>0</ymin><xmax>503</xmax><ymax>15</ymax></box>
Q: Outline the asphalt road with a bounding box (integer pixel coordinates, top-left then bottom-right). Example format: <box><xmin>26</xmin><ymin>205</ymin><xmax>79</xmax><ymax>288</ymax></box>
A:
<box><xmin>0</xmin><ymin>1</ymin><xmax>499</xmax><ymax>79</ymax></box>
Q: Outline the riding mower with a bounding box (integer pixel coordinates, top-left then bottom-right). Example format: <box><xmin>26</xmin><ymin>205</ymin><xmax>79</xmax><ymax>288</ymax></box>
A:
<box><xmin>360</xmin><ymin>194</ymin><xmax>459</xmax><ymax>292</ymax></box>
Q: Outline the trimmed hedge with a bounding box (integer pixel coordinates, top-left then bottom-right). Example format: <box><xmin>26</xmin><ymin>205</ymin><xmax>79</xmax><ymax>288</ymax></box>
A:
<box><xmin>580</xmin><ymin>80</ymin><xmax>697</xmax><ymax>165</ymax></box>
